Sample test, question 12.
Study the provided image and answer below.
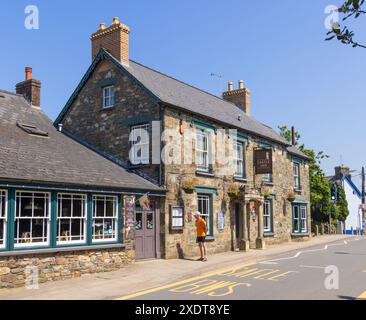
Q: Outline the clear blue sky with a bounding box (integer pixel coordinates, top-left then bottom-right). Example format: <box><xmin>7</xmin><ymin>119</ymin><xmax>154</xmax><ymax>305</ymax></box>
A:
<box><xmin>1</xmin><ymin>0</ymin><xmax>365</xmax><ymax>186</ymax></box>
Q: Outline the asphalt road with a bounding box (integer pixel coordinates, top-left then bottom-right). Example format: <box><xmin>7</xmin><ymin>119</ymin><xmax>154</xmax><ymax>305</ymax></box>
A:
<box><xmin>119</xmin><ymin>237</ymin><xmax>366</xmax><ymax>300</ymax></box>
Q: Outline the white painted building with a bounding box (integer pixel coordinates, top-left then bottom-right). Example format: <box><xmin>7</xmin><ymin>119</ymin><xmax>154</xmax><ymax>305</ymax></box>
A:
<box><xmin>342</xmin><ymin>176</ymin><xmax>362</xmax><ymax>235</ymax></box>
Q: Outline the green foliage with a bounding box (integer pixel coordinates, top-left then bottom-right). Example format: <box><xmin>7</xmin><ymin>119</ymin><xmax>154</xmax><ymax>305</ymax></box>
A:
<box><xmin>325</xmin><ymin>0</ymin><xmax>366</xmax><ymax>48</ymax></box>
<box><xmin>330</xmin><ymin>182</ymin><xmax>350</xmax><ymax>221</ymax></box>
<box><xmin>278</xmin><ymin>126</ymin><xmax>331</xmax><ymax>222</ymax></box>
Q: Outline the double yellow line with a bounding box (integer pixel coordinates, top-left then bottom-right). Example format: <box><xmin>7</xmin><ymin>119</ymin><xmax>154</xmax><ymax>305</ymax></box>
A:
<box><xmin>115</xmin><ymin>261</ymin><xmax>257</xmax><ymax>300</ymax></box>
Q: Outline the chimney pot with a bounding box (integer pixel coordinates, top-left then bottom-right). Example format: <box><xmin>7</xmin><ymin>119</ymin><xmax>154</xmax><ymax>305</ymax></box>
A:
<box><xmin>91</xmin><ymin>17</ymin><xmax>130</xmax><ymax>65</ymax></box>
<box><xmin>25</xmin><ymin>67</ymin><xmax>32</xmax><ymax>81</ymax></box>
<box><xmin>112</xmin><ymin>17</ymin><xmax>120</xmax><ymax>25</ymax></box>
<box><xmin>228</xmin><ymin>82</ymin><xmax>233</xmax><ymax>91</ymax></box>
<box><xmin>291</xmin><ymin>126</ymin><xmax>296</xmax><ymax>146</ymax></box>
<box><xmin>222</xmin><ymin>81</ymin><xmax>251</xmax><ymax>114</ymax></box>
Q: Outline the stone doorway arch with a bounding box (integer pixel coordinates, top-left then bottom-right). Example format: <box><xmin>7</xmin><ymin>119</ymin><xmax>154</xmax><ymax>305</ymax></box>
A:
<box><xmin>238</xmin><ymin>191</ymin><xmax>266</xmax><ymax>251</ymax></box>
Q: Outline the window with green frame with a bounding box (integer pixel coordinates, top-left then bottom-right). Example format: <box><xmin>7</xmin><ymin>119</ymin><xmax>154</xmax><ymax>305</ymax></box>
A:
<box><xmin>292</xmin><ymin>204</ymin><xmax>308</xmax><ymax>234</ymax></box>
<box><xmin>0</xmin><ymin>189</ymin><xmax>122</xmax><ymax>252</ymax></box>
<box><xmin>197</xmin><ymin>193</ymin><xmax>213</xmax><ymax>236</ymax></box>
<box><xmin>0</xmin><ymin>190</ymin><xmax>7</xmax><ymax>248</ymax></box>
<box><xmin>263</xmin><ymin>199</ymin><xmax>273</xmax><ymax>233</ymax></box>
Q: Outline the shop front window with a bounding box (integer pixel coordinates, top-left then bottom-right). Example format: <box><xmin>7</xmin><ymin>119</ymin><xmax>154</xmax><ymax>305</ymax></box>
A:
<box><xmin>136</xmin><ymin>211</ymin><xmax>143</xmax><ymax>230</ymax></box>
<box><xmin>15</xmin><ymin>192</ymin><xmax>50</xmax><ymax>247</ymax></box>
<box><xmin>57</xmin><ymin>194</ymin><xmax>87</xmax><ymax>244</ymax></box>
<box><xmin>92</xmin><ymin>195</ymin><xmax>118</xmax><ymax>242</ymax></box>
<box><xmin>0</xmin><ymin>191</ymin><xmax>7</xmax><ymax>248</ymax></box>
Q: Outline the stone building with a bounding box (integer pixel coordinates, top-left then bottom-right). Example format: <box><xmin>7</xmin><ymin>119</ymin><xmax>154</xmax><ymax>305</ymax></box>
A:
<box><xmin>0</xmin><ymin>68</ymin><xmax>165</xmax><ymax>288</ymax></box>
<box><xmin>55</xmin><ymin>18</ymin><xmax>311</xmax><ymax>260</ymax></box>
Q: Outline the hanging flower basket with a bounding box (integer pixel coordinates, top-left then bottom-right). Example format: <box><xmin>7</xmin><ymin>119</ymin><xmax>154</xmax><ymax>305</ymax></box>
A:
<box><xmin>287</xmin><ymin>192</ymin><xmax>297</xmax><ymax>202</ymax></box>
<box><xmin>182</xmin><ymin>179</ymin><xmax>196</xmax><ymax>194</ymax></box>
<box><xmin>263</xmin><ymin>188</ymin><xmax>271</xmax><ymax>199</ymax></box>
<box><xmin>227</xmin><ymin>184</ymin><xmax>240</xmax><ymax>199</ymax></box>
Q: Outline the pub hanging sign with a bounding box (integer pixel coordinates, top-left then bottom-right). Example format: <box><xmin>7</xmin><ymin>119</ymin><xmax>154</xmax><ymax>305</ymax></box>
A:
<box><xmin>254</xmin><ymin>148</ymin><xmax>273</xmax><ymax>174</ymax></box>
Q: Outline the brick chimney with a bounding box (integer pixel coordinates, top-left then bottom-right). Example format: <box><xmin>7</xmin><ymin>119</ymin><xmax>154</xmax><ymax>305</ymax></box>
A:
<box><xmin>15</xmin><ymin>67</ymin><xmax>41</xmax><ymax>108</ymax></box>
<box><xmin>335</xmin><ymin>165</ymin><xmax>351</xmax><ymax>180</ymax></box>
<box><xmin>91</xmin><ymin>17</ymin><xmax>130</xmax><ymax>65</ymax></box>
<box><xmin>222</xmin><ymin>80</ymin><xmax>251</xmax><ymax>114</ymax></box>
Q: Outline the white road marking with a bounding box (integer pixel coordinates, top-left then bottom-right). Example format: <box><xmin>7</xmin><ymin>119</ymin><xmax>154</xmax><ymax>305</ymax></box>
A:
<box><xmin>261</xmin><ymin>240</ymin><xmax>354</xmax><ymax>265</ymax></box>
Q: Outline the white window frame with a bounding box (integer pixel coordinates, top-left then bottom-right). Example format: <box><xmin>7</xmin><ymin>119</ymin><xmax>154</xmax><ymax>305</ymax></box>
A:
<box><xmin>56</xmin><ymin>193</ymin><xmax>87</xmax><ymax>246</ymax></box>
<box><xmin>0</xmin><ymin>190</ymin><xmax>7</xmax><ymax>249</ymax></box>
<box><xmin>300</xmin><ymin>206</ymin><xmax>308</xmax><ymax>233</ymax></box>
<box><xmin>233</xmin><ymin>140</ymin><xmax>245</xmax><ymax>178</ymax></box>
<box><xmin>130</xmin><ymin>123</ymin><xmax>150</xmax><ymax>165</ymax></box>
<box><xmin>196</xmin><ymin>130</ymin><xmax>210</xmax><ymax>172</ymax></box>
<box><xmin>92</xmin><ymin>195</ymin><xmax>118</xmax><ymax>243</ymax></box>
<box><xmin>102</xmin><ymin>85</ymin><xmax>115</xmax><ymax>109</ymax></box>
<box><xmin>263</xmin><ymin>199</ymin><xmax>273</xmax><ymax>233</ymax></box>
<box><xmin>293</xmin><ymin>162</ymin><xmax>301</xmax><ymax>190</ymax></box>
<box><xmin>263</xmin><ymin>173</ymin><xmax>273</xmax><ymax>183</ymax></box>
<box><xmin>293</xmin><ymin>205</ymin><xmax>300</xmax><ymax>233</ymax></box>
<box><xmin>14</xmin><ymin>191</ymin><xmax>51</xmax><ymax>248</ymax></box>
<box><xmin>197</xmin><ymin>194</ymin><xmax>212</xmax><ymax>236</ymax></box>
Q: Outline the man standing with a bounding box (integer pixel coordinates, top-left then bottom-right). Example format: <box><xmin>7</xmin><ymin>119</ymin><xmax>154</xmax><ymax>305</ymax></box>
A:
<box><xmin>194</xmin><ymin>212</ymin><xmax>208</xmax><ymax>262</ymax></box>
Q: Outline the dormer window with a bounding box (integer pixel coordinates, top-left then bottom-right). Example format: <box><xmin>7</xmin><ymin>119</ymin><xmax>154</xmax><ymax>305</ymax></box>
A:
<box><xmin>102</xmin><ymin>85</ymin><xmax>115</xmax><ymax>108</ymax></box>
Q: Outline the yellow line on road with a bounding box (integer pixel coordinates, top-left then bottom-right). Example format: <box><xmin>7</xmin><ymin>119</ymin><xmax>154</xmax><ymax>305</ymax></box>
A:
<box><xmin>115</xmin><ymin>261</ymin><xmax>257</xmax><ymax>300</ymax></box>
<box><xmin>299</xmin><ymin>265</ymin><xmax>325</xmax><ymax>269</ymax></box>
<box><xmin>357</xmin><ymin>291</ymin><xmax>366</xmax><ymax>300</ymax></box>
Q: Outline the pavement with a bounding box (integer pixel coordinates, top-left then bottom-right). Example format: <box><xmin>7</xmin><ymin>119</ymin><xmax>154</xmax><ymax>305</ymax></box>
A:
<box><xmin>0</xmin><ymin>235</ymin><xmax>361</xmax><ymax>300</ymax></box>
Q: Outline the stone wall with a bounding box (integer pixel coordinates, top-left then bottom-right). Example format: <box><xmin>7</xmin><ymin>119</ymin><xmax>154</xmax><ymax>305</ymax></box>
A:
<box><xmin>162</xmin><ymin>108</ymin><xmax>311</xmax><ymax>258</ymax></box>
<box><xmin>0</xmin><ymin>247</ymin><xmax>134</xmax><ymax>289</ymax></box>
<box><xmin>61</xmin><ymin>59</ymin><xmax>162</xmax><ymax>182</ymax></box>
<box><xmin>59</xmin><ymin>57</ymin><xmax>311</xmax><ymax>260</ymax></box>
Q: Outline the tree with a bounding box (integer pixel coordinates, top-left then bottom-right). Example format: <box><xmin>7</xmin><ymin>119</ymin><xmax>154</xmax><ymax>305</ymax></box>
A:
<box><xmin>278</xmin><ymin>126</ymin><xmax>331</xmax><ymax>222</ymax></box>
<box><xmin>326</xmin><ymin>0</ymin><xmax>366</xmax><ymax>48</ymax></box>
<box><xmin>330</xmin><ymin>182</ymin><xmax>350</xmax><ymax>221</ymax></box>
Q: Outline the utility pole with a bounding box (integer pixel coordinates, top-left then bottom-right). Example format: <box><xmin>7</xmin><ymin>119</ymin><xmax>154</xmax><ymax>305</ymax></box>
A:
<box><xmin>362</xmin><ymin>167</ymin><xmax>365</xmax><ymax>235</ymax></box>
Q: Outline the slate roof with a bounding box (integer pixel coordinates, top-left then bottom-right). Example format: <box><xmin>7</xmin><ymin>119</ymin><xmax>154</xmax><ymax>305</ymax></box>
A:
<box><xmin>0</xmin><ymin>89</ymin><xmax>164</xmax><ymax>192</ymax></box>
<box><xmin>287</xmin><ymin>146</ymin><xmax>310</xmax><ymax>160</ymax></box>
<box><xmin>55</xmin><ymin>49</ymin><xmax>309</xmax><ymax>160</ymax></box>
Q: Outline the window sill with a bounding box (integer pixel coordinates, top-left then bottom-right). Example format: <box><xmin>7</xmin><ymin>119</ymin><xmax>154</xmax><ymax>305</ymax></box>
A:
<box><xmin>263</xmin><ymin>182</ymin><xmax>274</xmax><ymax>186</ymax></box>
<box><xmin>264</xmin><ymin>232</ymin><xmax>275</xmax><ymax>238</ymax></box>
<box><xmin>205</xmin><ymin>236</ymin><xmax>215</xmax><ymax>242</ymax></box>
<box><xmin>291</xmin><ymin>233</ymin><xmax>309</xmax><ymax>238</ymax></box>
<box><xmin>100</xmin><ymin>106</ymin><xmax>116</xmax><ymax>111</ymax></box>
<box><xmin>234</xmin><ymin>177</ymin><xmax>247</xmax><ymax>183</ymax></box>
<box><xmin>294</xmin><ymin>188</ymin><xmax>302</xmax><ymax>193</ymax></box>
<box><xmin>196</xmin><ymin>171</ymin><xmax>214</xmax><ymax>178</ymax></box>
<box><xmin>0</xmin><ymin>243</ymin><xmax>125</xmax><ymax>257</ymax></box>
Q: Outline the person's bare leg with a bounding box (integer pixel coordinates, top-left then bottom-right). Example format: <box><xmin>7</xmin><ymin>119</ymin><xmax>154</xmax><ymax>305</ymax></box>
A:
<box><xmin>203</xmin><ymin>243</ymin><xmax>208</xmax><ymax>261</ymax></box>
<box><xmin>199</xmin><ymin>243</ymin><xmax>204</xmax><ymax>259</ymax></box>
